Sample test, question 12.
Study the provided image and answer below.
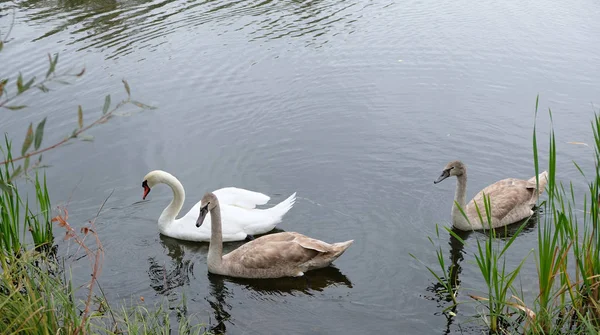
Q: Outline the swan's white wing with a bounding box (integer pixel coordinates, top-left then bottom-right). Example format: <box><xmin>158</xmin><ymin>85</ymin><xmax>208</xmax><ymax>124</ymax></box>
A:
<box><xmin>171</xmin><ymin>207</ymin><xmax>249</xmax><ymax>242</ymax></box>
<box><xmin>176</xmin><ymin>203</ymin><xmax>271</xmax><ymax>237</ymax></box>
<box><xmin>213</xmin><ymin>187</ymin><xmax>270</xmax><ymax>209</ymax></box>
<box><xmin>176</xmin><ymin>196</ymin><xmax>268</xmax><ymax>234</ymax></box>
<box><xmin>171</xmin><ymin>190</ymin><xmax>288</xmax><ymax>242</ymax></box>
<box><xmin>219</xmin><ymin>205</ymin><xmax>275</xmax><ymax>234</ymax></box>
<box><xmin>165</xmin><ymin>214</ymin><xmax>211</xmax><ymax>241</ymax></box>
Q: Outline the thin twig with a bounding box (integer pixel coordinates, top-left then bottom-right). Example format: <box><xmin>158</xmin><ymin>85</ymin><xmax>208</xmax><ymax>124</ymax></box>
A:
<box><xmin>78</xmin><ymin>190</ymin><xmax>113</xmax><ymax>332</ymax></box>
<box><xmin>94</xmin><ymin>189</ymin><xmax>114</xmax><ymax>219</ymax></box>
<box><xmin>52</xmin><ymin>190</ymin><xmax>114</xmax><ymax>335</ymax></box>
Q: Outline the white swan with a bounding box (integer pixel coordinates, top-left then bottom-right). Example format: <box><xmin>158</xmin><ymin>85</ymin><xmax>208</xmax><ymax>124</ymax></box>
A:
<box><xmin>141</xmin><ymin>170</ymin><xmax>296</xmax><ymax>242</ymax></box>
<box><xmin>434</xmin><ymin>160</ymin><xmax>548</xmax><ymax>230</ymax></box>
<box><xmin>196</xmin><ymin>192</ymin><xmax>353</xmax><ymax>278</ymax></box>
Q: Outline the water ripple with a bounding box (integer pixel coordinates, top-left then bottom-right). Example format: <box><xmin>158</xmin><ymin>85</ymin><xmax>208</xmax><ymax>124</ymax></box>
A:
<box><xmin>11</xmin><ymin>0</ymin><xmax>371</xmax><ymax>59</ymax></box>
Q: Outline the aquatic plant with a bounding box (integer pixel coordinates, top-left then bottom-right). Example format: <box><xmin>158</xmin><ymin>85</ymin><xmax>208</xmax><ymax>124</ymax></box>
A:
<box><xmin>1</xmin><ymin>29</ymin><xmax>206</xmax><ymax>334</ymax></box>
<box><xmin>0</xmin><ymin>139</ymin><xmax>53</xmax><ymax>255</ymax></box>
<box><xmin>104</xmin><ymin>297</ymin><xmax>208</xmax><ymax>335</ymax></box>
<box><xmin>410</xmin><ymin>224</ymin><xmax>461</xmax><ymax>307</ymax></box>
<box><xmin>0</xmin><ymin>200</ymin><xmax>210</xmax><ymax>335</ymax></box>
<box><xmin>416</xmin><ymin>96</ymin><xmax>600</xmax><ymax>334</ymax></box>
<box><xmin>0</xmin><ymin>21</ymin><xmax>154</xmax><ymax>254</ymax></box>
<box><xmin>0</xmin><ymin>24</ymin><xmax>154</xmax><ymax>184</ymax></box>
<box><xmin>517</xmin><ymin>98</ymin><xmax>600</xmax><ymax>333</ymax></box>
<box><xmin>469</xmin><ymin>195</ymin><xmax>529</xmax><ymax>332</ymax></box>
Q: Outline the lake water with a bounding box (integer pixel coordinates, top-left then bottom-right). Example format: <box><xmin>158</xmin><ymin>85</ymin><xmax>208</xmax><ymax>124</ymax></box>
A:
<box><xmin>1</xmin><ymin>0</ymin><xmax>600</xmax><ymax>333</ymax></box>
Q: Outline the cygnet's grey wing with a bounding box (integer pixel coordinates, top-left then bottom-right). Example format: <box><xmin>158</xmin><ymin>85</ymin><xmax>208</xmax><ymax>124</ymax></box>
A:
<box><xmin>468</xmin><ymin>178</ymin><xmax>536</xmax><ymax>221</ymax></box>
<box><xmin>228</xmin><ymin>232</ymin><xmax>324</xmax><ymax>269</ymax></box>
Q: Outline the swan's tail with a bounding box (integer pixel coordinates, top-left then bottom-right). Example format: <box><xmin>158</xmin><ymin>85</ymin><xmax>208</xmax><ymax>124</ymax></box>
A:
<box><xmin>528</xmin><ymin>171</ymin><xmax>549</xmax><ymax>197</ymax></box>
<box><xmin>265</xmin><ymin>192</ymin><xmax>297</xmax><ymax>220</ymax></box>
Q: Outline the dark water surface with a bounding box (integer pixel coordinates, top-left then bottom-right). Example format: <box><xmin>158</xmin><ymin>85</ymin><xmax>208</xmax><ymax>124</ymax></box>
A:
<box><xmin>1</xmin><ymin>0</ymin><xmax>600</xmax><ymax>333</ymax></box>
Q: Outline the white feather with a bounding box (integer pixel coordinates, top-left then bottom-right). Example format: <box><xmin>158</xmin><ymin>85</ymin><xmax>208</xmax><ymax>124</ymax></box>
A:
<box><xmin>143</xmin><ymin>170</ymin><xmax>296</xmax><ymax>242</ymax></box>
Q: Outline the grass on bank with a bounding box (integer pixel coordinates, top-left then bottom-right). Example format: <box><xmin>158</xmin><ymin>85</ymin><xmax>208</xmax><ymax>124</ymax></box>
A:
<box><xmin>0</xmin><ymin>200</ymin><xmax>210</xmax><ymax>335</ymax></box>
<box><xmin>1</xmin><ymin>33</ymin><xmax>199</xmax><ymax>334</ymax></box>
<box><xmin>0</xmin><ymin>147</ymin><xmax>209</xmax><ymax>334</ymax></box>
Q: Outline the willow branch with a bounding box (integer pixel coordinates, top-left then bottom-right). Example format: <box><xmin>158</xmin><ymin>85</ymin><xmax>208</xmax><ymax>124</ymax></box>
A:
<box><xmin>0</xmin><ymin>68</ymin><xmax>86</xmax><ymax>109</ymax></box>
<box><xmin>0</xmin><ymin>100</ymin><xmax>127</xmax><ymax>166</ymax></box>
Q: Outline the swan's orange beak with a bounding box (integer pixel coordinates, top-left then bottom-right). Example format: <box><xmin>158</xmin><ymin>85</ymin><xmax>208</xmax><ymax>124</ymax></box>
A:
<box><xmin>142</xmin><ymin>180</ymin><xmax>151</xmax><ymax>200</ymax></box>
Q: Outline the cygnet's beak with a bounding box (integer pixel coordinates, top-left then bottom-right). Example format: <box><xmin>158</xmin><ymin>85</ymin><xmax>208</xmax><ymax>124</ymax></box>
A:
<box><xmin>434</xmin><ymin>169</ymin><xmax>450</xmax><ymax>184</ymax></box>
<box><xmin>196</xmin><ymin>205</ymin><xmax>208</xmax><ymax>227</ymax></box>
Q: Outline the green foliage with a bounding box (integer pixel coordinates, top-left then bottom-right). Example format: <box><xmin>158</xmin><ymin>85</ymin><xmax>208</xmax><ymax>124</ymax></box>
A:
<box><xmin>0</xmin><ymin>249</ymin><xmax>210</xmax><ymax>335</ymax></box>
<box><xmin>0</xmin><ymin>33</ymin><xmax>154</xmax><ymax>171</ymax></box>
<box><xmin>0</xmin><ymin>138</ymin><xmax>53</xmax><ymax>256</ymax></box>
<box><xmin>95</xmin><ymin>298</ymin><xmax>209</xmax><ymax>335</ymax></box>
<box><xmin>0</xmin><ymin>27</ymin><xmax>154</xmax><ymax>254</ymax></box>
<box><xmin>29</xmin><ymin>172</ymin><xmax>53</xmax><ymax>249</ymax></box>
<box><xmin>471</xmin><ymin>196</ymin><xmax>529</xmax><ymax>332</ymax></box>
<box><xmin>410</xmin><ymin>224</ymin><xmax>461</xmax><ymax>307</ymax></box>
<box><xmin>0</xmin><ymin>250</ymin><xmax>84</xmax><ymax>335</ymax></box>
<box><xmin>416</xmin><ymin>96</ymin><xmax>600</xmax><ymax>333</ymax></box>
<box><xmin>525</xmin><ymin>99</ymin><xmax>600</xmax><ymax>333</ymax></box>
<box><xmin>531</xmin><ymin>101</ymin><xmax>567</xmax><ymax>331</ymax></box>
<box><xmin>0</xmin><ymin>31</ymin><xmax>203</xmax><ymax>335</ymax></box>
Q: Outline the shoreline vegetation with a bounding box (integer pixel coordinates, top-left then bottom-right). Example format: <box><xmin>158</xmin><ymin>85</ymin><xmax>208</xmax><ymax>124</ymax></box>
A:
<box><xmin>4</xmin><ymin>26</ymin><xmax>600</xmax><ymax>335</ymax></box>
<box><xmin>414</xmin><ymin>98</ymin><xmax>600</xmax><ymax>334</ymax></box>
<box><xmin>1</xmin><ymin>34</ymin><xmax>209</xmax><ymax>334</ymax></box>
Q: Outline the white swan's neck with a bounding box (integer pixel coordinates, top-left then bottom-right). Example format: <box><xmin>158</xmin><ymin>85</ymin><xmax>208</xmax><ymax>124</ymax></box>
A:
<box><xmin>157</xmin><ymin>173</ymin><xmax>185</xmax><ymax>231</ymax></box>
<box><xmin>207</xmin><ymin>203</ymin><xmax>224</xmax><ymax>272</ymax></box>
<box><xmin>452</xmin><ymin>173</ymin><xmax>472</xmax><ymax>230</ymax></box>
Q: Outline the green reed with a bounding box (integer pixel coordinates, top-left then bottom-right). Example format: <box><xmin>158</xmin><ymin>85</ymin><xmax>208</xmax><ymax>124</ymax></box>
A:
<box><xmin>528</xmin><ymin>101</ymin><xmax>600</xmax><ymax>333</ymax></box>
<box><xmin>563</xmin><ymin>111</ymin><xmax>600</xmax><ymax>331</ymax></box>
<box><xmin>0</xmin><ymin>250</ymin><xmax>84</xmax><ymax>335</ymax></box>
<box><xmin>415</xmin><ymin>96</ymin><xmax>600</xmax><ymax>333</ymax></box>
<box><xmin>1</xmin><ymin>139</ymin><xmax>24</xmax><ymax>255</ymax></box>
<box><xmin>0</xmin><ymin>203</ymin><xmax>210</xmax><ymax>335</ymax></box>
<box><xmin>455</xmin><ymin>191</ymin><xmax>527</xmax><ymax>332</ymax></box>
<box><xmin>528</xmin><ymin>99</ymin><xmax>563</xmax><ymax>333</ymax></box>
<box><xmin>410</xmin><ymin>224</ymin><xmax>462</xmax><ymax>307</ymax></box>
<box><xmin>29</xmin><ymin>172</ymin><xmax>53</xmax><ymax>250</ymax></box>
<box><xmin>0</xmin><ymin>137</ymin><xmax>54</xmax><ymax>256</ymax></box>
<box><xmin>98</xmin><ymin>297</ymin><xmax>208</xmax><ymax>335</ymax></box>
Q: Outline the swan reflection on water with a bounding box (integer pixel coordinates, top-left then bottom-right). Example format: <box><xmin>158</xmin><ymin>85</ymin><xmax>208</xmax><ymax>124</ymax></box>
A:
<box><xmin>205</xmin><ymin>266</ymin><xmax>352</xmax><ymax>334</ymax></box>
<box><xmin>147</xmin><ymin>231</ymin><xmax>353</xmax><ymax>333</ymax></box>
